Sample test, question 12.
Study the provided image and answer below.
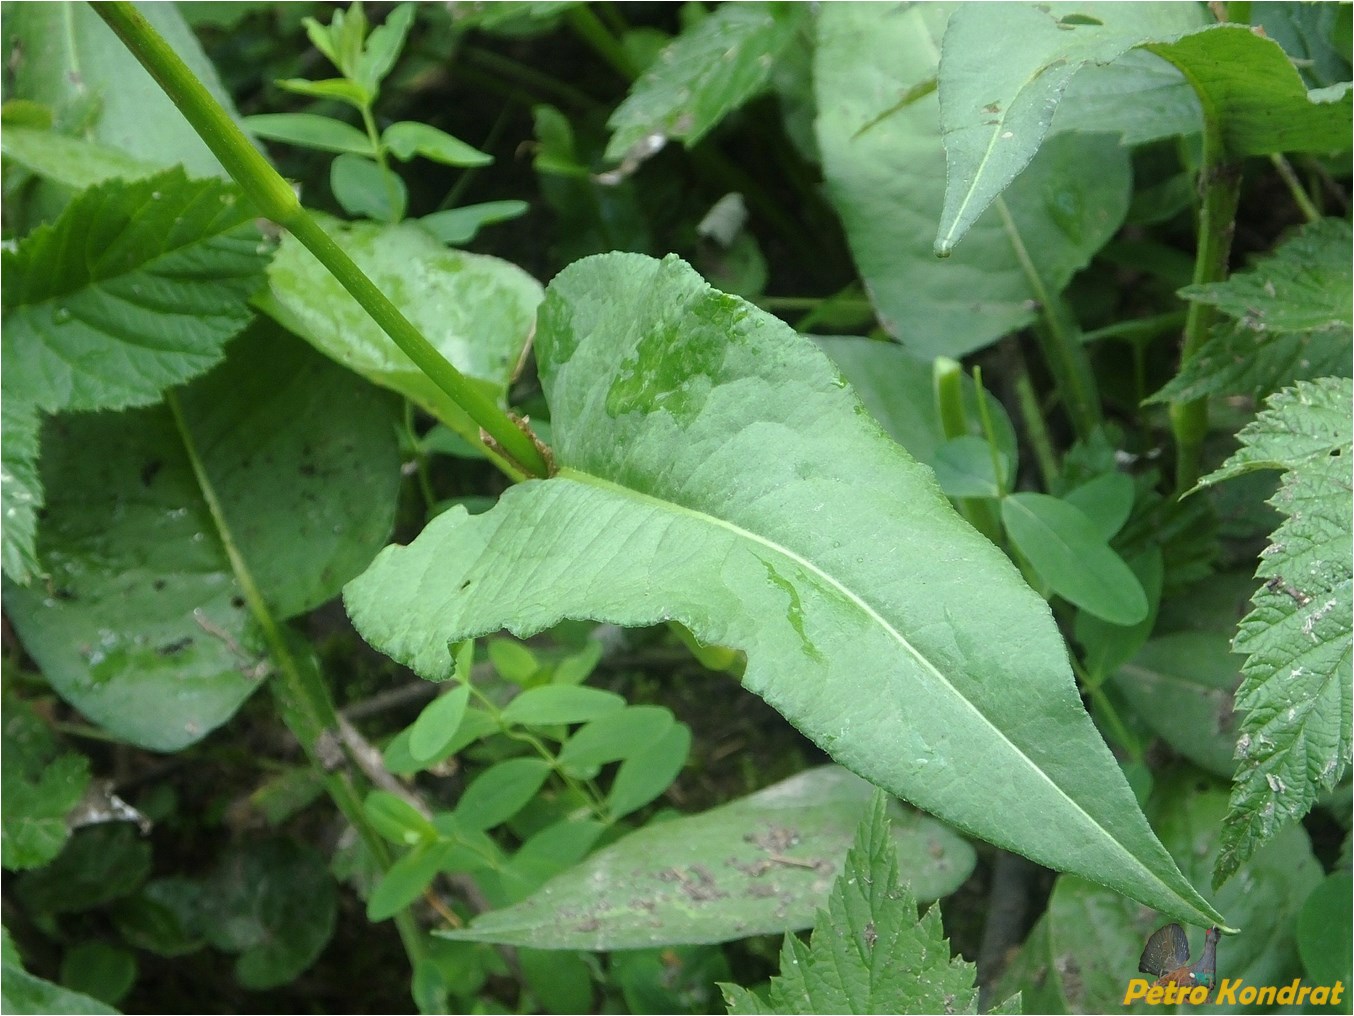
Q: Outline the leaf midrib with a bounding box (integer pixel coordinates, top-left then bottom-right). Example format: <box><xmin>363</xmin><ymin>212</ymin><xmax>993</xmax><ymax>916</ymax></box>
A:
<box><xmin>554</xmin><ymin>465</ymin><xmax>1173</xmax><ymax>895</ymax></box>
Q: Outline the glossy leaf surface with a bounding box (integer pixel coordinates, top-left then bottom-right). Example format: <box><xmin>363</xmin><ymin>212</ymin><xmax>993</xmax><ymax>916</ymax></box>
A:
<box><xmin>348</xmin><ymin>252</ymin><xmax>1221</xmax><ymax>928</ymax></box>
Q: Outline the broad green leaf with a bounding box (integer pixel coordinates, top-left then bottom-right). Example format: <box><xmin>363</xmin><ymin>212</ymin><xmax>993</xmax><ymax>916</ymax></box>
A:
<box><xmin>257</xmin><ymin>215</ymin><xmax>542</xmax><ymax>446</ymax></box>
<box><xmin>1196</xmin><ymin>378</ymin><xmax>1353</xmax><ymax>888</ymax></box>
<box><xmin>722</xmin><ymin>792</ymin><xmax>999</xmax><ymax>1015</ymax></box>
<box><xmin>453</xmin><ymin>759</ymin><xmax>552</xmax><ymax>831</ymax></box>
<box><xmin>438</xmin><ymin>767</ymin><xmax>975</xmax><ymax>949</ymax></box>
<box><xmin>1</xmin><ymin>697</ymin><xmax>90</xmax><ymax>871</ymax></box>
<box><xmin>1149</xmin><ymin>219</ymin><xmax>1353</xmax><ymax>405</ymax></box>
<box><xmin>418</xmin><ymin>201</ymin><xmax>530</xmax><ymax>246</ymax></box>
<box><xmin>347</xmin><ymin>251</ymin><xmax>1222</xmax><ymax>928</ymax></box>
<box><xmin>815</xmin><ymin>4</ymin><xmax>1131</xmax><ymax>358</ymax></box>
<box><xmin>607</xmin><ymin>723</ymin><xmax>691</xmax><ymax>819</ymax></box>
<box><xmin>364</xmin><ymin>791</ymin><xmax>438</xmax><ymax>846</ymax></box>
<box><xmin>1298</xmin><ymin>873</ymin><xmax>1353</xmax><ymax>987</ymax></box>
<box><xmin>4</xmin><ymin>324</ymin><xmax>401</xmax><ymax>751</ymax></box>
<box><xmin>4</xmin><ymin>1</ymin><xmax>239</xmax><ymax>177</ymax></box>
<box><xmin>383</xmin><ymin>121</ymin><xmax>492</xmax><ymax>167</ymax></box>
<box><xmin>1</xmin><ymin>169</ymin><xmax>266</xmax><ymax>414</ymax></box>
<box><xmin>331</xmin><ymin>152</ymin><xmax>407</xmax><ymax>222</ymax></box>
<box><xmin>1050</xmin><ymin>48</ymin><xmax>1202</xmax><ymax>145</ymax></box>
<box><xmin>558</xmin><ymin>706</ymin><xmax>675</xmax><ymax>771</ymax></box>
<box><xmin>605</xmin><ymin>2</ymin><xmax>808</xmax><ymax>161</ymax></box>
<box><xmin>1002</xmin><ymin>492</ymin><xmax>1148</xmax><ymax>625</ymax></box>
<box><xmin>1113</xmin><ymin>632</ymin><xmax>1239</xmax><ymax>778</ymax></box>
<box><xmin>200</xmin><ymin>838</ymin><xmax>337</xmax><ymax>991</ymax></box>
<box><xmin>245</xmin><ymin>112</ymin><xmax>374</xmax><ymax>155</ymax></box>
<box><xmin>0</xmin><ymin>127</ymin><xmax>161</xmax><ymax>191</ymax></box>
<box><xmin>367</xmin><ymin>840</ymin><xmax>455</xmax><ymax>921</ymax></box>
<box><xmin>1255</xmin><ymin>1</ymin><xmax>1352</xmax><ymax>89</ymax></box>
<box><xmin>818</xmin><ymin>337</ymin><xmax>1019</xmax><ymax>471</ymax></box>
<box><xmin>1147</xmin><ymin>25</ymin><xmax>1353</xmax><ymax>158</ymax></box>
<box><xmin>935</xmin><ymin>2</ymin><xmax>1207</xmax><ymax>254</ymax></box>
<box><xmin>408</xmin><ymin>683</ymin><xmax>472</xmax><ymax>763</ymax></box>
<box><xmin>1007</xmin><ymin>771</ymin><xmax>1320</xmax><ymax>1014</ymax></box>
<box><xmin>499</xmin><ymin>685</ymin><xmax>626</xmax><ymax>728</ymax></box>
<box><xmin>1</xmin><ymin>399</ymin><xmax>43</xmax><ymax>583</ymax></box>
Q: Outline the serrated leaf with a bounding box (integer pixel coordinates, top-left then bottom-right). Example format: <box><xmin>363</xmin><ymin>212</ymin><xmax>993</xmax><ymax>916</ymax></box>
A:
<box><xmin>1</xmin><ymin>168</ymin><xmax>266</xmax><ymax>414</ymax></box>
<box><xmin>1146</xmin><ymin>25</ymin><xmax>1353</xmax><ymax>158</ymax></box>
<box><xmin>256</xmin><ymin>215</ymin><xmax>542</xmax><ymax>445</ymax></box>
<box><xmin>816</xmin><ymin>4</ymin><xmax>1131</xmax><ymax>358</ymax></box>
<box><xmin>1002</xmin><ymin>492</ymin><xmax>1148</xmax><ymax>625</ymax></box>
<box><xmin>1149</xmin><ymin>219</ymin><xmax>1353</xmax><ymax>405</ymax></box>
<box><xmin>1149</xmin><ymin>320</ymin><xmax>1352</xmax><ymax>406</ymax></box>
<box><xmin>440</xmin><ymin>767</ymin><xmax>974</xmax><ymax>949</ymax></box>
<box><xmin>3</xmin><ymin>324</ymin><xmax>401</xmax><ymax>751</ymax></box>
<box><xmin>722</xmin><ymin>792</ymin><xmax>989</xmax><ymax>1015</ymax></box>
<box><xmin>935</xmin><ymin>2</ymin><xmax>1207</xmax><ymax>254</ymax></box>
<box><xmin>605</xmin><ymin>2</ymin><xmax>807</xmax><ymax>161</ymax></box>
<box><xmin>347</xmin><ymin>251</ymin><xmax>1222</xmax><ymax>928</ymax></box>
<box><xmin>244</xmin><ymin>112</ymin><xmax>374</xmax><ymax>154</ymax></box>
<box><xmin>1197</xmin><ymin>378</ymin><xmax>1353</xmax><ymax>888</ymax></box>
<box><xmin>1181</xmin><ymin>219</ymin><xmax>1353</xmax><ymax>333</ymax></box>
<box><xmin>1</xmin><ymin>697</ymin><xmax>90</xmax><ymax>871</ymax></box>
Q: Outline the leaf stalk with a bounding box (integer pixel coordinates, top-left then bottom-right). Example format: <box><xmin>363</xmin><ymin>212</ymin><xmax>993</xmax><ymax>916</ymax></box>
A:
<box><xmin>91</xmin><ymin>0</ymin><xmax>549</xmax><ymax>480</ymax></box>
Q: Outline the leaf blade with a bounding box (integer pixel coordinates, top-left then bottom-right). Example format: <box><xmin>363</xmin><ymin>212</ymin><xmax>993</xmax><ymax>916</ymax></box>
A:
<box><xmin>348</xmin><ymin>252</ymin><xmax>1222</xmax><ymax>928</ymax></box>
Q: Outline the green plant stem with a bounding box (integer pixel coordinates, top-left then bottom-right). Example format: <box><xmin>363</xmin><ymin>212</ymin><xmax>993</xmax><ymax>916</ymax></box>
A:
<box><xmin>994</xmin><ymin>197</ymin><xmax>1102</xmax><ymax>440</ymax></box>
<box><xmin>566</xmin><ymin>4</ymin><xmax>639</xmax><ymax>79</ymax></box>
<box><xmin>1269</xmin><ymin>153</ymin><xmax>1322</xmax><ymax>224</ymax></box>
<box><xmin>91</xmin><ymin>0</ymin><xmax>549</xmax><ymax>481</ymax></box>
<box><xmin>1148</xmin><ymin>51</ymin><xmax>1244</xmax><ymax>494</ymax></box>
<box><xmin>165</xmin><ymin>391</ymin><xmax>428</xmax><ymax>969</ymax></box>
<box><xmin>357</xmin><ymin>102</ymin><xmax>404</xmax><ymax>222</ymax></box>
<box><xmin>1012</xmin><ymin>362</ymin><xmax>1060</xmax><ymax>490</ymax></box>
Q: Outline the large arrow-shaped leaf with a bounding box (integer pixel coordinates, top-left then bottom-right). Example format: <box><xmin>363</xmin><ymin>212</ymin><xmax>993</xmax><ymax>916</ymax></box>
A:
<box><xmin>345</xmin><ymin>253</ymin><xmax>1224</xmax><ymax>929</ymax></box>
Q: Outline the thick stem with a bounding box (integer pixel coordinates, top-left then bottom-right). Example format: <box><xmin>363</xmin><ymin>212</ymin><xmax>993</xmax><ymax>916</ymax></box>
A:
<box><xmin>91</xmin><ymin>1</ymin><xmax>549</xmax><ymax>480</ymax></box>
<box><xmin>1149</xmin><ymin>52</ymin><xmax>1243</xmax><ymax>494</ymax></box>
